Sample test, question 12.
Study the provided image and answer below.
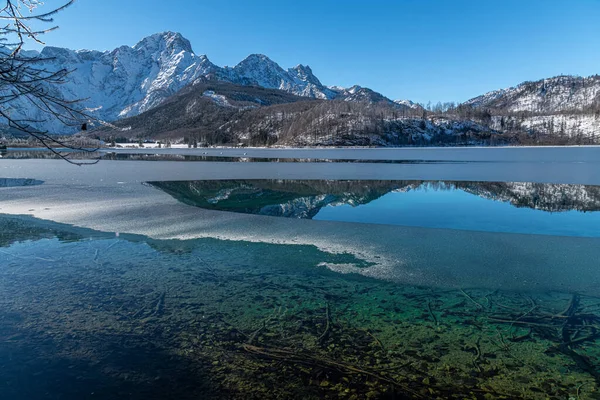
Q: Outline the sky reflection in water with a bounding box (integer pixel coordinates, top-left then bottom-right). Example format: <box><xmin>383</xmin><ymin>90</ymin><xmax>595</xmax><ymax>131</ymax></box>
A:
<box><xmin>315</xmin><ymin>184</ymin><xmax>600</xmax><ymax>237</ymax></box>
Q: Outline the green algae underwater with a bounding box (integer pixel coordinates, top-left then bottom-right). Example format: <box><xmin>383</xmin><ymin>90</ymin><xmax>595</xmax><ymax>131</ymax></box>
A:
<box><xmin>1</xmin><ymin>215</ymin><xmax>599</xmax><ymax>400</ymax></box>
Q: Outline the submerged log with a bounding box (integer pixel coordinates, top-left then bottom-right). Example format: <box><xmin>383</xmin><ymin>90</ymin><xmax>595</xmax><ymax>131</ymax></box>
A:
<box><xmin>242</xmin><ymin>344</ymin><xmax>424</xmax><ymax>398</ymax></box>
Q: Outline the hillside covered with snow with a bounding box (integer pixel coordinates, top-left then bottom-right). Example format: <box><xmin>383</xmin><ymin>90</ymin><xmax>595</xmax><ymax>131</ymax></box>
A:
<box><xmin>465</xmin><ymin>75</ymin><xmax>600</xmax><ymax>113</ymax></box>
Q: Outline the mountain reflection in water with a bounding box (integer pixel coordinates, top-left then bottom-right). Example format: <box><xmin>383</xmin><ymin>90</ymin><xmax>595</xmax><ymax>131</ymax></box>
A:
<box><xmin>149</xmin><ymin>180</ymin><xmax>600</xmax><ymax>237</ymax></box>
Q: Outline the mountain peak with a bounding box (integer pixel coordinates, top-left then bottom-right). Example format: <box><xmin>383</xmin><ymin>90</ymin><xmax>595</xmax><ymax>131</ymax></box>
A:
<box><xmin>292</xmin><ymin>64</ymin><xmax>313</xmax><ymax>74</ymax></box>
<box><xmin>230</xmin><ymin>54</ymin><xmax>289</xmax><ymax>88</ymax></box>
<box><xmin>348</xmin><ymin>85</ymin><xmax>362</xmax><ymax>94</ymax></box>
<box><xmin>236</xmin><ymin>53</ymin><xmax>281</xmax><ymax>69</ymax></box>
<box><xmin>289</xmin><ymin>64</ymin><xmax>323</xmax><ymax>86</ymax></box>
<box><xmin>394</xmin><ymin>99</ymin><xmax>421</xmax><ymax>109</ymax></box>
<box><xmin>134</xmin><ymin>31</ymin><xmax>194</xmax><ymax>54</ymax></box>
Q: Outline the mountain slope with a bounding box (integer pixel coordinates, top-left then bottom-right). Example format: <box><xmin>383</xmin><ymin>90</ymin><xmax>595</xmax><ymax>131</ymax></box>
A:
<box><xmin>98</xmin><ymin>80</ymin><xmax>502</xmax><ymax>147</ymax></box>
<box><xmin>97</xmin><ymin>80</ymin><xmax>318</xmax><ymax>142</ymax></box>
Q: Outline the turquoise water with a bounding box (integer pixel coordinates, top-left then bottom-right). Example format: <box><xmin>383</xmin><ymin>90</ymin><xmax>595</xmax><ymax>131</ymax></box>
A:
<box><xmin>1</xmin><ymin>215</ymin><xmax>599</xmax><ymax>399</ymax></box>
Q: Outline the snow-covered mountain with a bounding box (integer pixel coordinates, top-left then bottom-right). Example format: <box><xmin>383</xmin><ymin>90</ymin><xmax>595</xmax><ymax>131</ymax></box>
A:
<box><xmin>5</xmin><ymin>32</ymin><xmax>214</xmax><ymax>133</ymax></box>
<box><xmin>333</xmin><ymin>85</ymin><xmax>394</xmax><ymax>104</ymax></box>
<box><xmin>223</xmin><ymin>54</ymin><xmax>338</xmax><ymax>100</ymax></box>
<box><xmin>394</xmin><ymin>99</ymin><xmax>421</xmax><ymax>110</ymax></box>
<box><xmin>4</xmin><ymin>31</ymin><xmax>399</xmax><ymax>134</ymax></box>
<box><xmin>6</xmin><ymin>30</ymin><xmax>600</xmax><ymax>142</ymax></box>
<box><xmin>460</xmin><ymin>75</ymin><xmax>600</xmax><ymax>141</ymax></box>
<box><xmin>465</xmin><ymin>75</ymin><xmax>600</xmax><ymax>113</ymax></box>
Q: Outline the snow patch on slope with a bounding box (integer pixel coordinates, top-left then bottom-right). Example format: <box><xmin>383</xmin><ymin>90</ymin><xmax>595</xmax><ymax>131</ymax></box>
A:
<box><xmin>202</xmin><ymin>90</ymin><xmax>232</xmax><ymax>107</ymax></box>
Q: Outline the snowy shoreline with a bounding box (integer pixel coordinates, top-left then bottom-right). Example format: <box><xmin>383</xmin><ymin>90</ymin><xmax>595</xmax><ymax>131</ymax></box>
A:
<box><xmin>101</xmin><ymin>144</ymin><xmax>600</xmax><ymax>163</ymax></box>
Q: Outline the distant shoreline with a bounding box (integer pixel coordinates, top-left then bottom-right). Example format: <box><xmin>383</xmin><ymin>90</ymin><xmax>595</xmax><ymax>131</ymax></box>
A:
<box><xmin>4</xmin><ymin>143</ymin><xmax>600</xmax><ymax>152</ymax></box>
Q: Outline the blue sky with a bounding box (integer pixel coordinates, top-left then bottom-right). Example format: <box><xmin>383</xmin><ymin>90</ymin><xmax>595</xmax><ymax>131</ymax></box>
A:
<box><xmin>30</xmin><ymin>0</ymin><xmax>600</xmax><ymax>103</ymax></box>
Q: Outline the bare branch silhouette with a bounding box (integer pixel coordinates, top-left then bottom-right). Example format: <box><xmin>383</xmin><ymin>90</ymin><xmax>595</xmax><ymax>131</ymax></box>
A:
<box><xmin>0</xmin><ymin>0</ymin><xmax>101</xmax><ymax>165</ymax></box>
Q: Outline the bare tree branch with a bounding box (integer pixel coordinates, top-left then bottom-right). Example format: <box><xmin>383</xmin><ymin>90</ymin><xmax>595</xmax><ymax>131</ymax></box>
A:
<box><xmin>0</xmin><ymin>0</ymin><xmax>101</xmax><ymax>165</ymax></box>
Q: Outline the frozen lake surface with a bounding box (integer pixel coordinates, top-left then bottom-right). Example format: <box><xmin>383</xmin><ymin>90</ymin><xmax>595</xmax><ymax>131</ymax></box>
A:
<box><xmin>106</xmin><ymin>145</ymin><xmax>600</xmax><ymax>162</ymax></box>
